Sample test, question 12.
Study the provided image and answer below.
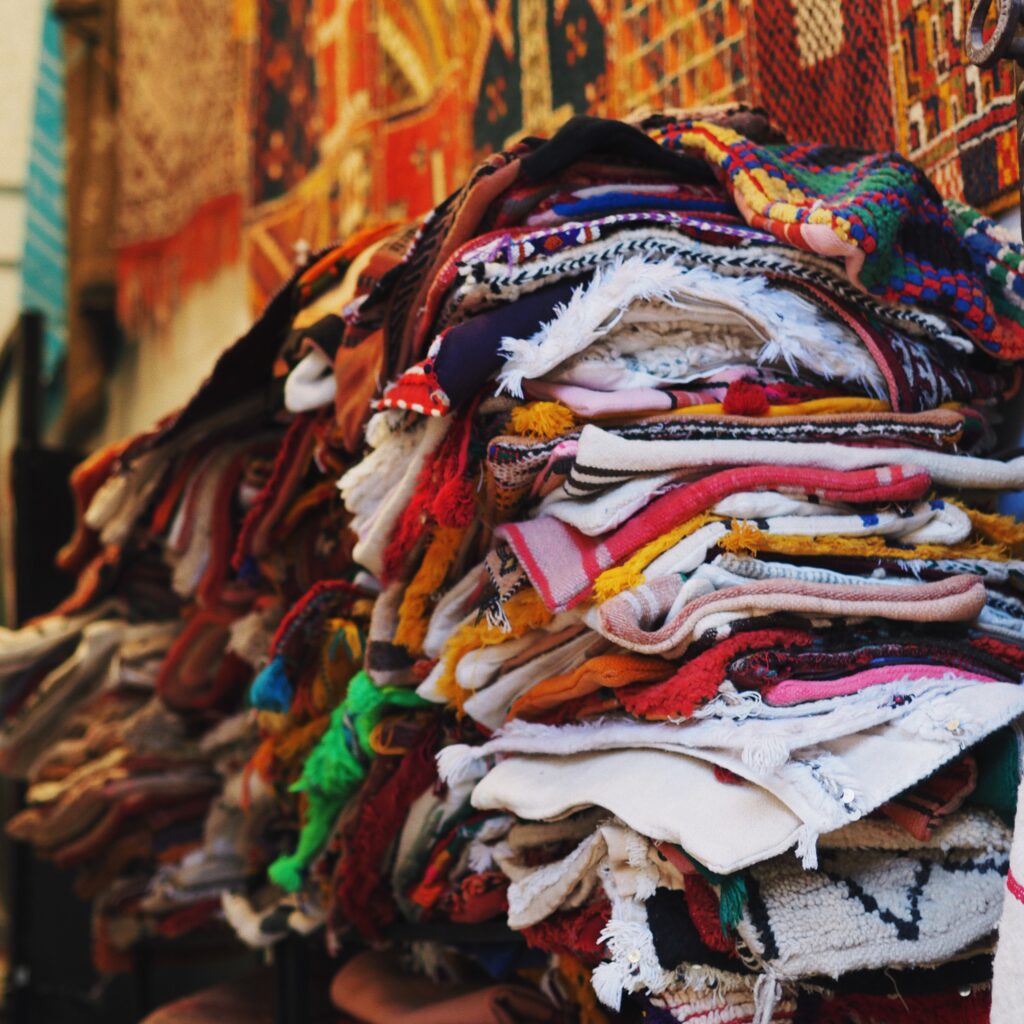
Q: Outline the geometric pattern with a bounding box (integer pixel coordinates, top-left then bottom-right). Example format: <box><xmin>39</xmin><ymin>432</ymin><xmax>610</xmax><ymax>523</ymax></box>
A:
<box><xmin>245</xmin><ymin>0</ymin><xmax>1022</xmax><ymax>308</ymax></box>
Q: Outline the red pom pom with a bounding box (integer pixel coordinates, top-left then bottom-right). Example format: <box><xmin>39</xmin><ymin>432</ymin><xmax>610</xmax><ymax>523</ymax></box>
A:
<box><xmin>723</xmin><ymin>379</ymin><xmax>770</xmax><ymax>416</ymax></box>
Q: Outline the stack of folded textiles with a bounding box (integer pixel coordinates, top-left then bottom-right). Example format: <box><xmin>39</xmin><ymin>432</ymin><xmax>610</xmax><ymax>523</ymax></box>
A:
<box><xmin>7</xmin><ymin>110</ymin><xmax>1024</xmax><ymax>1021</ymax></box>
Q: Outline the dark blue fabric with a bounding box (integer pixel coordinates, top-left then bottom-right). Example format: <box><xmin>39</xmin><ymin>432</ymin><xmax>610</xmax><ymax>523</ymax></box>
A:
<box><xmin>434</xmin><ymin>279</ymin><xmax>581</xmax><ymax>407</ymax></box>
<box><xmin>550</xmin><ymin>192</ymin><xmax>735</xmax><ymax>220</ymax></box>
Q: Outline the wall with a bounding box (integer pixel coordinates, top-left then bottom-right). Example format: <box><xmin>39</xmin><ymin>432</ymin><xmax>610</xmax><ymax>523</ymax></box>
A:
<box><xmin>100</xmin><ymin>261</ymin><xmax>252</xmax><ymax>443</ymax></box>
<box><xmin>0</xmin><ymin>0</ymin><xmax>45</xmax><ymax>342</ymax></box>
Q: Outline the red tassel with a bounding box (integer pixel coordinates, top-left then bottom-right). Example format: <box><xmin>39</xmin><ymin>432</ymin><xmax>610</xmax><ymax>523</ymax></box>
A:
<box><xmin>685</xmin><ymin>877</ymin><xmax>739</xmax><ymax>954</ymax></box>
<box><xmin>723</xmin><ymin>379</ymin><xmax>770</xmax><ymax>416</ymax></box>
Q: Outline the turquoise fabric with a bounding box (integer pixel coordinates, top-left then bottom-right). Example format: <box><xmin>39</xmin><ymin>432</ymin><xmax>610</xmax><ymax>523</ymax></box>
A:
<box><xmin>20</xmin><ymin>6</ymin><xmax>67</xmax><ymax>383</ymax></box>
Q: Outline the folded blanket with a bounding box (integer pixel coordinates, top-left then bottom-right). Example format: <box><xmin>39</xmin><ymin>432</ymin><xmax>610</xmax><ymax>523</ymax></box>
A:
<box><xmin>495</xmin><ymin>259</ymin><xmax>881</xmax><ymax>398</ymax></box>
<box><xmin>459</xmin><ymin>681</ymin><xmax>1024</xmax><ymax>872</ymax></box>
<box><xmin>499</xmin><ymin>463</ymin><xmax>930</xmax><ymax>611</ymax></box>
<box><xmin>586</xmin><ymin>574</ymin><xmax>986</xmax><ymax>656</ymax></box>
<box><xmin>566</xmin><ymin>425</ymin><xmax>1024</xmax><ymax>497</ymax></box>
<box><xmin>470</xmin><ymin>748</ymin><xmax>804</xmax><ymax>876</ymax></box>
<box><xmin>736</xmin><ymin>844</ymin><xmax>1008</xmax><ymax>981</ymax></box>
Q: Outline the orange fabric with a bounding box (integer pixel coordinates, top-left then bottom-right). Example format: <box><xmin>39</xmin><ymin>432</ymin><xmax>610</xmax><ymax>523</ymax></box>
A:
<box><xmin>334</xmin><ymin>330</ymin><xmax>385</xmax><ymax>453</ymax></box>
<box><xmin>294</xmin><ymin>222</ymin><xmax>401</xmax><ymax>305</ymax></box>
<box><xmin>508</xmin><ymin>653</ymin><xmax>674</xmax><ymax>721</ymax></box>
<box><xmin>56</xmin><ymin>437</ymin><xmax>134</xmax><ymax>574</ymax></box>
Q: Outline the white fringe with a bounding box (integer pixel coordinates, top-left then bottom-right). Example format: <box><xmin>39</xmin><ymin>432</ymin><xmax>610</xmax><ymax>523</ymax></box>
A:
<box><xmin>495</xmin><ymin>257</ymin><xmax>884</xmax><ymax>398</ymax></box>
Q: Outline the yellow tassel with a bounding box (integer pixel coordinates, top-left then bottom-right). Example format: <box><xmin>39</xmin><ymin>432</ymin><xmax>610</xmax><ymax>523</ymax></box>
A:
<box><xmin>719</xmin><ymin>524</ymin><xmax>1010</xmax><ymax>562</ymax></box>
<box><xmin>956</xmin><ymin>502</ymin><xmax>1024</xmax><ymax>555</ymax></box>
<box><xmin>592</xmin><ymin>562</ymin><xmax>647</xmax><ymax>603</ymax></box>
<box><xmin>723</xmin><ymin>519</ymin><xmax>763</xmax><ymax>557</ymax></box>
<box><xmin>394</xmin><ymin>526</ymin><xmax>466</xmax><ymax>655</ymax></box>
<box><xmin>255</xmin><ymin>709</ymin><xmax>288</xmax><ymax>735</ymax></box>
<box><xmin>312</xmin><ymin>616</ymin><xmax>362</xmax><ymax>712</ymax></box>
<box><xmin>509</xmin><ymin>401</ymin><xmax>577</xmax><ymax>439</ymax></box>
<box><xmin>273</xmin><ymin>714</ymin><xmax>329</xmax><ymax>771</ymax></box>
<box><xmin>437</xmin><ymin>588</ymin><xmax>552</xmax><ymax>712</ymax></box>
<box><xmin>592</xmin><ymin>512</ymin><xmax>724</xmax><ymax>602</ymax></box>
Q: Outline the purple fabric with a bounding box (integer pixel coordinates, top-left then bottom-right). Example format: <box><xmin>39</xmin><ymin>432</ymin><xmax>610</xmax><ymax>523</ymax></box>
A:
<box><xmin>434</xmin><ymin>280</ymin><xmax>578</xmax><ymax>408</ymax></box>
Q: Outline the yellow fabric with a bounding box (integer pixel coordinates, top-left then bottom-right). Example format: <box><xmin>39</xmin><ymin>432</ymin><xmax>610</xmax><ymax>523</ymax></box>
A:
<box><xmin>508</xmin><ymin>401</ymin><xmax>578</xmax><ymax>439</ymax></box>
<box><xmin>719</xmin><ymin>522</ymin><xmax>1011</xmax><ymax>563</ymax></box>
<box><xmin>394</xmin><ymin>525</ymin><xmax>467</xmax><ymax>655</ymax></box>
<box><xmin>954</xmin><ymin>502</ymin><xmax>1024</xmax><ymax>556</ymax></box>
<box><xmin>674</xmin><ymin>397</ymin><xmax>891</xmax><ymax>417</ymax></box>
<box><xmin>592</xmin><ymin>512</ymin><xmax>725</xmax><ymax>603</ymax></box>
<box><xmin>437</xmin><ymin>588</ymin><xmax>553</xmax><ymax>711</ymax></box>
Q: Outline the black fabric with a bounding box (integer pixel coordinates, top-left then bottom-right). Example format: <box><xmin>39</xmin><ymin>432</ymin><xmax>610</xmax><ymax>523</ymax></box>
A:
<box><xmin>518</xmin><ymin>116</ymin><xmax>717</xmax><ymax>185</ymax></box>
<box><xmin>644</xmin><ymin>888</ymin><xmax>739</xmax><ymax>974</ymax></box>
<box><xmin>300</xmin><ymin>314</ymin><xmax>345</xmax><ymax>362</ymax></box>
<box><xmin>803</xmin><ymin>953</ymin><xmax>993</xmax><ymax>996</ymax></box>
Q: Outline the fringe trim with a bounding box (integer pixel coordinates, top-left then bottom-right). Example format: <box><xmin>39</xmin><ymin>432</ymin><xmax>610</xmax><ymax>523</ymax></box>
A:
<box><xmin>497</xmin><ymin>257</ymin><xmax>884</xmax><ymax>398</ymax></box>
<box><xmin>116</xmin><ymin>193</ymin><xmax>242</xmax><ymax>337</ymax></box>
<box><xmin>592</xmin><ymin>512</ymin><xmax>725</xmax><ymax>602</ymax></box>
<box><xmin>718</xmin><ymin>522</ymin><xmax>1011</xmax><ymax>563</ymax></box>
<box><xmin>508</xmin><ymin>401</ymin><xmax>578</xmax><ymax>439</ymax></box>
<box><xmin>957</xmin><ymin>501</ymin><xmax>1024</xmax><ymax>555</ymax></box>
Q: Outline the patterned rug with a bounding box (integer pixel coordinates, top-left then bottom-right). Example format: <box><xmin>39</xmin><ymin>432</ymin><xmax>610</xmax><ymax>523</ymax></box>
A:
<box><xmin>115</xmin><ymin>0</ymin><xmax>245</xmax><ymax>335</ymax></box>
<box><xmin>239</xmin><ymin>0</ymin><xmax>1019</xmax><ymax>306</ymax></box>
<box><xmin>749</xmin><ymin>0</ymin><xmax>1019</xmax><ymax>210</ymax></box>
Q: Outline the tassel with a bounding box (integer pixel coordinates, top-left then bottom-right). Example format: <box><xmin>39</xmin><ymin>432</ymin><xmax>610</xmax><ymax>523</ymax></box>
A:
<box><xmin>432</xmin><ymin>473</ymin><xmax>476</xmax><ymax>527</ymax></box>
<box><xmin>394</xmin><ymin>526</ymin><xmax>465</xmax><ymax>655</ymax></box>
<box><xmin>795</xmin><ymin>825</ymin><xmax>819</xmax><ymax>870</ymax></box>
<box><xmin>592</xmin><ymin>564</ymin><xmax>646</xmax><ymax>603</ymax></box>
<box><xmin>508</xmin><ymin>401</ymin><xmax>577</xmax><ymax>440</ymax></box>
<box><xmin>435</xmin><ymin>744</ymin><xmax>482</xmax><ymax>785</ymax></box>
<box><xmin>717</xmin><ymin>874</ymin><xmax>748</xmax><ymax>934</ymax></box>
<box><xmin>752</xmin><ymin>971</ymin><xmax>781</xmax><ymax>1024</ymax></box>
<box><xmin>249</xmin><ymin>655</ymin><xmax>293</xmax><ymax>714</ymax></box>
<box><xmin>723</xmin><ymin>379</ymin><xmax>770</xmax><ymax>417</ymax></box>
<box><xmin>483</xmin><ymin>597</ymin><xmax>513</xmax><ymax>633</ymax></box>
<box><xmin>589</xmin><ymin>961</ymin><xmax>626</xmax><ymax>1011</ymax></box>
<box><xmin>267</xmin><ymin>855</ymin><xmax>305</xmax><ymax>894</ymax></box>
<box><xmin>960</xmin><ymin>501</ymin><xmax>1024</xmax><ymax>554</ymax></box>
<box><xmin>721</xmin><ymin>520</ymin><xmax>764</xmax><ymax>557</ymax></box>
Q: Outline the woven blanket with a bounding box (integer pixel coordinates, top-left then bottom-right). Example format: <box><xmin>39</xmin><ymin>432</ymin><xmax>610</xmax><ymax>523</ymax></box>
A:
<box><xmin>652</xmin><ymin>119</ymin><xmax>1024</xmax><ymax>357</ymax></box>
<box><xmin>116</xmin><ymin>0</ymin><xmax>243</xmax><ymax>334</ymax></box>
<box><xmin>565</xmin><ymin>426</ymin><xmax>1024</xmax><ymax>498</ymax></box>
<box><xmin>737</xmin><ymin>845</ymin><xmax>1008</xmax><ymax>980</ymax></box>
<box><xmin>464</xmin><ymin>681</ymin><xmax>1024</xmax><ymax>873</ymax></box>
<box><xmin>498</xmin><ymin>463</ymin><xmax>930</xmax><ymax>611</ymax></box>
<box><xmin>451</xmin><ymin>226</ymin><xmax>974</xmax><ymax>358</ymax></box>
<box><xmin>245</xmin><ymin>2</ymin><xmax>1019</xmax><ymax>305</ymax></box>
<box><xmin>586</xmin><ymin>573</ymin><xmax>986</xmax><ymax>656</ymax></box>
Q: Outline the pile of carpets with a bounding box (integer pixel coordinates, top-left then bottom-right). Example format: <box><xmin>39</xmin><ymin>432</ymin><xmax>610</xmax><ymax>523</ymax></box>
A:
<box><xmin>0</xmin><ymin>282</ymin><xmax>366</xmax><ymax>968</ymax></box>
<box><xmin>6</xmin><ymin>112</ymin><xmax>1024</xmax><ymax>1022</ymax></box>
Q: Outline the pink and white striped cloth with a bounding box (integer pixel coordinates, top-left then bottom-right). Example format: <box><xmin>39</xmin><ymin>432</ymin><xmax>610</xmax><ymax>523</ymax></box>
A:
<box><xmin>497</xmin><ymin>463</ymin><xmax>931</xmax><ymax>611</ymax></box>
